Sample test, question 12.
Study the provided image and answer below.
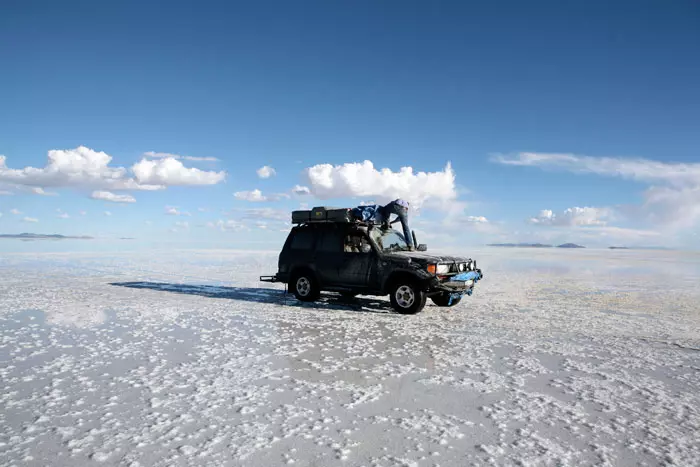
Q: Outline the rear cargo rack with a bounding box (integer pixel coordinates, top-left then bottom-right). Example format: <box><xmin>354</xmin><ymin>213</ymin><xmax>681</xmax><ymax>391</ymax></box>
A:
<box><xmin>292</xmin><ymin>206</ymin><xmax>354</xmax><ymax>224</ymax></box>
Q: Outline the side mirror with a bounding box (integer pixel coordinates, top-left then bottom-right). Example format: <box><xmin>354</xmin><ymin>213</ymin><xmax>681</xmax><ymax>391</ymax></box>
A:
<box><xmin>417</xmin><ymin>244</ymin><xmax>427</xmax><ymax>251</ymax></box>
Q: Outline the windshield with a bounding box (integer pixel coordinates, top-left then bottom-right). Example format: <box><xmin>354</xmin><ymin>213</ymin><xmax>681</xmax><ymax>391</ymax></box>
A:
<box><xmin>370</xmin><ymin>227</ymin><xmax>410</xmax><ymax>252</ymax></box>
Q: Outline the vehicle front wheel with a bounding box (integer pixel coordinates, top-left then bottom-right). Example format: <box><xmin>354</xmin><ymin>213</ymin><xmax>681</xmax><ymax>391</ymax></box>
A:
<box><xmin>290</xmin><ymin>271</ymin><xmax>321</xmax><ymax>302</ymax></box>
<box><xmin>430</xmin><ymin>292</ymin><xmax>462</xmax><ymax>307</ymax></box>
<box><xmin>389</xmin><ymin>281</ymin><xmax>426</xmax><ymax>315</ymax></box>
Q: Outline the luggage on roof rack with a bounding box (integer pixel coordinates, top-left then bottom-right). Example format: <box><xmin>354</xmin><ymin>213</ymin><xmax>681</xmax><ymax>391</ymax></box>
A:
<box><xmin>292</xmin><ymin>206</ymin><xmax>354</xmax><ymax>224</ymax></box>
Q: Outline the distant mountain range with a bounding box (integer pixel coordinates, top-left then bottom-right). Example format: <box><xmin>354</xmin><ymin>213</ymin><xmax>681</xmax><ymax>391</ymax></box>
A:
<box><xmin>0</xmin><ymin>233</ymin><xmax>93</xmax><ymax>240</ymax></box>
<box><xmin>487</xmin><ymin>243</ymin><xmax>585</xmax><ymax>249</ymax></box>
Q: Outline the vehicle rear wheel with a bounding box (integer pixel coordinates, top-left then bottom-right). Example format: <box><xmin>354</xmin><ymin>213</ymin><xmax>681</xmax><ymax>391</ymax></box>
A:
<box><xmin>389</xmin><ymin>281</ymin><xmax>426</xmax><ymax>315</ymax></box>
<box><xmin>290</xmin><ymin>271</ymin><xmax>321</xmax><ymax>302</ymax></box>
<box><xmin>430</xmin><ymin>292</ymin><xmax>462</xmax><ymax>307</ymax></box>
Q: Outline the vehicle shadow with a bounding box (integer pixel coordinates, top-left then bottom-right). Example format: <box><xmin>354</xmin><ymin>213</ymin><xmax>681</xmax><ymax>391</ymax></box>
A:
<box><xmin>109</xmin><ymin>281</ymin><xmax>398</xmax><ymax>315</ymax></box>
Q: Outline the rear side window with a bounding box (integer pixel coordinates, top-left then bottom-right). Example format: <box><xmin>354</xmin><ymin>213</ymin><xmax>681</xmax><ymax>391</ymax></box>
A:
<box><xmin>317</xmin><ymin>230</ymin><xmax>343</xmax><ymax>252</ymax></box>
<box><xmin>290</xmin><ymin>229</ymin><xmax>315</xmax><ymax>250</ymax></box>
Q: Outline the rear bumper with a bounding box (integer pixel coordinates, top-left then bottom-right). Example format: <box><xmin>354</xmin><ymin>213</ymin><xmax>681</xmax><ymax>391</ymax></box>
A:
<box><xmin>260</xmin><ymin>274</ymin><xmax>281</xmax><ymax>283</ymax></box>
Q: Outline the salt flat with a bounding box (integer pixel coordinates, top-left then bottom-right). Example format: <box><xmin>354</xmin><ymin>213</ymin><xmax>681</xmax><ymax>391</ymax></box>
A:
<box><xmin>1</xmin><ymin>247</ymin><xmax>699</xmax><ymax>466</ymax></box>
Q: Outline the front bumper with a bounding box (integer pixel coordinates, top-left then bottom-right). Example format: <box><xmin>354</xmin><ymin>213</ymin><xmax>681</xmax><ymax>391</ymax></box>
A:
<box><xmin>431</xmin><ymin>269</ymin><xmax>483</xmax><ymax>296</ymax></box>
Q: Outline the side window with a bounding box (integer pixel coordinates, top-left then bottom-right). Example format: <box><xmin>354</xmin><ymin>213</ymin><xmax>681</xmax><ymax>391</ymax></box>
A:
<box><xmin>344</xmin><ymin>233</ymin><xmax>371</xmax><ymax>253</ymax></box>
<box><xmin>290</xmin><ymin>229</ymin><xmax>314</xmax><ymax>250</ymax></box>
<box><xmin>317</xmin><ymin>230</ymin><xmax>342</xmax><ymax>252</ymax></box>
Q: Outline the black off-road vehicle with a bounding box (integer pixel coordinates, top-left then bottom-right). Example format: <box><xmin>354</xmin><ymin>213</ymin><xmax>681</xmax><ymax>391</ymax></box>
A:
<box><xmin>260</xmin><ymin>207</ymin><xmax>483</xmax><ymax>314</ymax></box>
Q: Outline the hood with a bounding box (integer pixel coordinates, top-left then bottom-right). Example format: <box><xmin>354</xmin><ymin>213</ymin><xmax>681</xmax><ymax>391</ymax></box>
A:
<box><xmin>383</xmin><ymin>250</ymin><xmax>471</xmax><ymax>266</ymax></box>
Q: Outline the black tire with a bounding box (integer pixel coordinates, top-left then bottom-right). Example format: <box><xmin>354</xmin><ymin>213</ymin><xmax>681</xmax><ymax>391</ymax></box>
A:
<box><xmin>430</xmin><ymin>293</ymin><xmax>462</xmax><ymax>307</ymax></box>
<box><xmin>389</xmin><ymin>280</ymin><xmax>426</xmax><ymax>315</ymax></box>
<box><xmin>290</xmin><ymin>270</ymin><xmax>321</xmax><ymax>302</ymax></box>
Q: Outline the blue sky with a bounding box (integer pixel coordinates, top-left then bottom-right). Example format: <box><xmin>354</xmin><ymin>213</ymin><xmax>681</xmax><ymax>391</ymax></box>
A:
<box><xmin>1</xmin><ymin>0</ymin><xmax>699</xmax><ymax>249</ymax></box>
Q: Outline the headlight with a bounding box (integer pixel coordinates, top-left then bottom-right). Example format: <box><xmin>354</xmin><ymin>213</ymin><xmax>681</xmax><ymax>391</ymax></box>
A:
<box><xmin>458</xmin><ymin>263</ymin><xmax>466</xmax><ymax>272</ymax></box>
<box><xmin>436</xmin><ymin>264</ymin><xmax>450</xmax><ymax>274</ymax></box>
<box><xmin>469</xmin><ymin>261</ymin><xmax>475</xmax><ymax>271</ymax></box>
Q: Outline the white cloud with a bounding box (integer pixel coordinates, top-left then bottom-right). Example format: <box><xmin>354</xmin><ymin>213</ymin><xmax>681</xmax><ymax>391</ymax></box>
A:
<box><xmin>257</xmin><ymin>166</ymin><xmax>276</xmax><ymax>179</ymax></box>
<box><xmin>104</xmin><ymin>211</ymin><xmax>112</xmax><ymax>216</ymax></box>
<box><xmin>22</xmin><ymin>217</ymin><xmax>38</xmax><ymax>223</ymax></box>
<box><xmin>0</xmin><ymin>190</ymin><xmax>12</xmax><ymax>195</ymax></box>
<box><xmin>494</xmin><ymin>152</ymin><xmax>700</xmax><ymax>236</ymax></box>
<box><xmin>234</xmin><ymin>189</ymin><xmax>267</xmax><ymax>202</ymax></box>
<box><xmin>292</xmin><ymin>185</ymin><xmax>311</xmax><ymax>196</ymax></box>
<box><xmin>303</xmin><ymin>160</ymin><xmax>456</xmax><ymax>207</ymax></box>
<box><xmin>57</xmin><ymin>212</ymin><xmax>70</xmax><ymax>219</ymax></box>
<box><xmin>143</xmin><ymin>151</ymin><xmax>219</xmax><ymax>162</ymax></box>
<box><xmin>293</xmin><ymin>185</ymin><xmax>311</xmax><ymax>195</ymax></box>
<box><xmin>464</xmin><ymin>216</ymin><xmax>489</xmax><ymax>223</ymax></box>
<box><xmin>0</xmin><ymin>146</ymin><xmax>226</xmax><ymax>194</ymax></box>
<box><xmin>31</xmin><ymin>187</ymin><xmax>58</xmax><ymax>196</ymax></box>
<box><xmin>79</xmin><ymin>210</ymin><xmax>87</xmax><ymax>216</ymax></box>
<box><xmin>10</xmin><ymin>208</ymin><xmax>21</xmax><ymax>215</ymax></box>
<box><xmin>492</xmin><ymin>152</ymin><xmax>700</xmax><ymax>187</ymax></box>
<box><xmin>132</xmin><ymin>157</ymin><xmax>225</xmax><ymax>186</ymax></box>
<box><xmin>529</xmin><ymin>207</ymin><xmax>610</xmax><ymax>226</ymax></box>
<box><xmin>90</xmin><ymin>190</ymin><xmax>136</xmax><ymax>203</ymax></box>
<box><xmin>164</xmin><ymin>206</ymin><xmax>191</xmax><ymax>216</ymax></box>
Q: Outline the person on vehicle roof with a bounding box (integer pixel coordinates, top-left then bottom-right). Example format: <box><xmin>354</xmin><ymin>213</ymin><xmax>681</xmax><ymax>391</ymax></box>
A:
<box><xmin>350</xmin><ymin>199</ymin><xmax>414</xmax><ymax>250</ymax></box>
<box><xmin>378</xmin><ymin>199</ymin><xmax>414</xmax><ymax>250</ymax></box>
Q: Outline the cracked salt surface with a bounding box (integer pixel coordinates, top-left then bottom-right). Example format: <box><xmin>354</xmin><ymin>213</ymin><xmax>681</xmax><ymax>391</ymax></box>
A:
<box><xmin>1</xmin><ymin>247</ymin><xmax>699</xmax><ymax>466</ymax></box>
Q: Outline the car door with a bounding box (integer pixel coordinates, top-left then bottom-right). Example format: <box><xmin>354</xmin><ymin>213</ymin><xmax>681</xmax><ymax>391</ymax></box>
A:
<box><xmin>338</xmin><ymin>232</ymin><xmax>375</xmax><ymax>287</ymax></box>
<box><xmin>313</xmin><ymin>227</ymin><xmax>344</xmax><ymax>285</ymax></box>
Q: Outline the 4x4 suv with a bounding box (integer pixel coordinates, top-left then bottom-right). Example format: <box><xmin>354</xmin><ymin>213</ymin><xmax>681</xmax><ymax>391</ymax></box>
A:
<box><xmin>261</xmin><ymin>208</ymin><xmax>483</xmax><ymax>314</ymax></box>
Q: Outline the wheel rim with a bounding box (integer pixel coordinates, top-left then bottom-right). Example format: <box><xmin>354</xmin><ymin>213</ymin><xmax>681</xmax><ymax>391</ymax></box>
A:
<box><xmin>296</xmin><ymin>277</ymin><xmax>311</xmax><ymax>296</ymax></box>
<box><xmin>395</xmin><ymin>285</ymin><xmax>415</xmax><ymax>308</ymax></box>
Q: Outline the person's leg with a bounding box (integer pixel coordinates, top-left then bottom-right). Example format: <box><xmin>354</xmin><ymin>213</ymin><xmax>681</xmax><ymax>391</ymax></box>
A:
<box><xmin>397</xmin><ymin>209</ymin><xmax>414</xmax><ymax>249</ymax></box>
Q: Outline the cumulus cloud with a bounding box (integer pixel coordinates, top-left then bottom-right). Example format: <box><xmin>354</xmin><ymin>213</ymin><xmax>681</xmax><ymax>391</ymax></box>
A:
<box><xmin>303</xmin><ymin>160</ymin><xmax>457</xmax><ymax>207</ymax></box>
<box><xmin>132</xmin><ymin>158</ymin><xmax>225</xmax><ymax>186</ymax></box>
<box><xmin>22</xmin><ymin>217</ymin><xmax>38</xmax><ymax>223</ymax></box>
<box><xmin>10</xmin><ymin>208</ymin><xmax>21</xmax><ymax>215</ymax></box>
<box><xmin>234</xmin><ymin>189</ymin><xmax>267</xmax><ymax>202</ymax></box>
<box><xmin>257</xmin><ymin>166</ymin><xmax>276</xmax><ymax>179</ymax></box>
<box><xmin>143</xmin><ymin>151</ymin><xmax>219</xmax><ymax>162</ymax></box>
<box><xmin>293</xmin><ymin>185</ymin><xmax>310</xmax><ymax>195</ymax></box>
<box><xmin>529</xmin><ymin>207</ymin><xmax>610</xmax><ymax>226</ymax></box>
<box><xmin>0</xmin><ymin>146</ymin><xmax>226</xmax><ymax>194</ymax></box>
<box><xmin>90</xmin><ymin>190</ymin><xmax>136</xmax><ymax>203</ymax></box>
<box><xmin>464</xmin><ymin>216</ymin><xmax>489</xmax><ymax>223</ymax></box>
